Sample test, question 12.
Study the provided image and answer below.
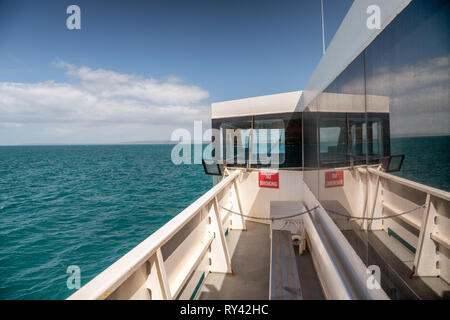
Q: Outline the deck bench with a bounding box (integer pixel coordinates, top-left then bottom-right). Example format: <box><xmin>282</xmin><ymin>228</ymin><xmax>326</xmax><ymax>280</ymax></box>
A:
<box><xmin>270</xmin><ymin>229</ymin><xmax>302</xmax><ymax>299</ymax></box>
<box><xmin>269</xmin><ymin>201</ymin><xmax>304</xmax><ymax>300</ymax></box>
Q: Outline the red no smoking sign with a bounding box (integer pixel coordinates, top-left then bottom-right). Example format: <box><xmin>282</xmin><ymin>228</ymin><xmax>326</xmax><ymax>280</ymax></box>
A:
<box><xmin>259</xmin><ymin>171</ymin><xmax>279</xmax><ymax>189</ymax></box>
<box><xmin>325</xmin><ymin>171</ymin><xmax>344</xmax><ymax>188</ymax></box>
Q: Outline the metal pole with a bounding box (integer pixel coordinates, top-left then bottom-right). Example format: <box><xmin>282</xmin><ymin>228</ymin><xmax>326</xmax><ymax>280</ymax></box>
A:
<box><xmin>321</xmin><ymin>0</ymin><xmax>326</xmax><ymax>55</ymax></box>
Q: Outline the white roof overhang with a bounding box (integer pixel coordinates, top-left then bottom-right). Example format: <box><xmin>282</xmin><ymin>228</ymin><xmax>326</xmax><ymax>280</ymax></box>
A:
<box><xmin>211</xmin><ymin>91</ymin><xmax>302</xmax><ymax>119</ymax></box>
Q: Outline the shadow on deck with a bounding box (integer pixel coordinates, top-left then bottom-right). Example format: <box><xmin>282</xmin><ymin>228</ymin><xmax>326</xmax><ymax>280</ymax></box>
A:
<box><xmin>198</xmin><ymin>220</ymin><xmax>325</xmax><ymax>300</ymax></box>
<box><xmin>198</xmin><ymin>221</ymin><xmax>270</xmax><ymax>300</ymax></box>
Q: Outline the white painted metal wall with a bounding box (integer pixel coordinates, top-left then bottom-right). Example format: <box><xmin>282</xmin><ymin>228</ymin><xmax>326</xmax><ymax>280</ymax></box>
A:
<box><xmin>230</xmin><ymin>169</ymin><xmax>304</xmax><ymax>223</ymax></box>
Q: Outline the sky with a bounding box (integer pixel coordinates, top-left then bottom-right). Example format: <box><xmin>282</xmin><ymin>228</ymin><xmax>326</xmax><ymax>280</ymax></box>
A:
<box><xmin>0</xmin><ymin>0</ymin><xmax>354</xmax><ymax>145</ymax></box>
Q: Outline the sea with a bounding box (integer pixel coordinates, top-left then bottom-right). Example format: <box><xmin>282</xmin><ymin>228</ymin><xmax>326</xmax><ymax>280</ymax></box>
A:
<box><xmin>0</xmin><ymin>136</ymin><xmax>448</xmax><ymax>299</ymax></box>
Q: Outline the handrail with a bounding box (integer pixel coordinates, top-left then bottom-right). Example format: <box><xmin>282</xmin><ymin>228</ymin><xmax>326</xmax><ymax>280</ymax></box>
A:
<box><xmin>302</xmin><ymin>183</ymin><xmax>389</xmax><ymax>300</ymax></box>
<box><xmin>367</xmin><ymin>168</ymin><xmax>450</xmax><ymax>201</ymax></box>
<box><xmin>302</xmin><ymin>210</ymin><xmax>352</xmax><ymax>299</ymax></box>
<box><xmin>310</xmin><ymin>203</ymin><xmax>389</xmax><ymax>300</ymax></box>
<box><xmin>68</xmin><ymin>170</ymin><xmax>241</xmax><ymax>300</ymax></box>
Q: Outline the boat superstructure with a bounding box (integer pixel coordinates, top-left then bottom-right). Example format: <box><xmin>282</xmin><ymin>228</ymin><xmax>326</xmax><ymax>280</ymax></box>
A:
<box><xmin>68</xmin><ymin>0</ymin><xmax>450</xmax><ymax>300</ymax></box>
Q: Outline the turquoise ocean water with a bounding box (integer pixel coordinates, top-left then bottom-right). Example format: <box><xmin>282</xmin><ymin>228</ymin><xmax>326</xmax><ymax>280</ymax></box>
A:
<box><xmin>0</xmin><ymin>136</ymin><xmax>448</xmax><ymax>299</ymax></box>
<box><xmin>0</xmin><ymin>145</ymin><xmax>211</xmax><ymax>299</ymax></box>
<box><xmin>391</xmin><ymin>136</ymin><xmax>450</xmax><ymax>192</ymax></box>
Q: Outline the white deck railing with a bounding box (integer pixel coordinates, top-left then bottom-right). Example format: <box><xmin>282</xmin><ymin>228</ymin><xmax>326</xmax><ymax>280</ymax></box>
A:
<box><xmin>68</xmin><ymin>169</ymin><xmax>243</xmax><ymax>300</ymax></box>
<box><xmin>67</xmin><ymin>165</ymin><xmax>449</xmax><ymax>300</ymax></box>
<box><xmin>365</xmin><ymin>168</ymin><xmax>450</xmax><ymax>284</ymax></box>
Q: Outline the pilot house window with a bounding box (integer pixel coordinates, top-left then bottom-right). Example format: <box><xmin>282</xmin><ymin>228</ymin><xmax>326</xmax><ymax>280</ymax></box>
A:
<box><xmin>212</xmin><ymin>113</ymin><xmax>302</xmax><ymax>168</ymax></box>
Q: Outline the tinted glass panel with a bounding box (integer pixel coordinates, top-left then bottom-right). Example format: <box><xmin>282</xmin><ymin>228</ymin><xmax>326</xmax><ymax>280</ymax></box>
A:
<box><xmin>348</xmin><ymin>113</ymin><xmax>366</xmax><ymax>164</ymax></box>
<box><xmin>212</xmin><ymin>113</ymin><xmax>302</xmax><ymax>168</ymax></box>
<box><xmin>364</xmin><ymin>0</ymin><xmax>449</xmax><ymax>189</ymax></box>
<box><xmin>252</xmin><ymin>119</ymin><xmax>285</xmax><ymax>166</ymax></box>
<box><xmin>300</xmin><ymin>0</ymin><xmax>449</xmax><ymax>300</ymax></box>
<box><xmin>302</xmin><ymin>111</ymin><xmax>319</xmax><ymax>170</ymax></box>
<box><xmin>202</xmin><ymin>161</ymin><xmax>221</xmax><ymax>175</ymax></box>
<box><xmin>319</xmin><ymin>113</ymin><xmax>347</xmax><ymax>167</ymax></box>
<box><xmin>213</xmin><ymin>116</ymin><xmax>252</xmax><ymax>167</ymax></box>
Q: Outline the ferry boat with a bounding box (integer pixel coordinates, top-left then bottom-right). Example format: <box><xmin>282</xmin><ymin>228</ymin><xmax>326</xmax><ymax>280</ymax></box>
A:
<box><xmin>68</xmin><ymin>0</ymin><xmax>450</xmax><ymax>300</ymax></box>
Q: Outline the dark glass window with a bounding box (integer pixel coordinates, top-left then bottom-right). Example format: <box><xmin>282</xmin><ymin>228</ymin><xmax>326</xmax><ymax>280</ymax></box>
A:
<box><xmin>366</xmin><ymin>113</ymin><xmax>390</xmax><ymax>163</ymax></box>
<box><xmin>348</xmin><ymin>113</ymin><xmax>367</xmax><ymax>165</ymax></box>
<box><xmin>303</xmin><ymin>111</ymin><xmax>319</xmax><ymax>170</ymax></box>
<box><xmin>253</xmin><ymin>113</ymin><xmax>302</xmax><ymax>168</ymax></box>
<box><xmin>303</xmin><ymin>111</ymin><xmax>390</xmax><ymax>169</ymax></box>
<box><xmin>252</xmin><ymin>118</ymin><xmax>286</xmax><ymax>167</ymax></box>
<box><xmin>214</xmin><ymin>117</ymin><xmax>252</xmax><ymax>167</ymax></box>
<box><xmin>319</xmin><ymin>113</ymin><xmax>348</xmax><ymax>168</ymax></box>
<box><xmin>211</xmin><ymin>113</ymin><xmax>302</xmax><ymax>168</ymax></box>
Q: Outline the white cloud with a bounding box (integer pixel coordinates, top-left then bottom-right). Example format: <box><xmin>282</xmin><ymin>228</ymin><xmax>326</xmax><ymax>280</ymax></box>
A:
<box><xmin>53</xmin><ymin>60</ymin><xmax>209</xmax><ymax>105</ymax></box>
<box><xmin>337</xmin><ymin>55</ymin><xmax>450</xmax><ymax>136</ymax></box>
<box><xmin>0</xmin><ymin>61</ymin><xmax>211</xmax><ymax>144</ymax></box>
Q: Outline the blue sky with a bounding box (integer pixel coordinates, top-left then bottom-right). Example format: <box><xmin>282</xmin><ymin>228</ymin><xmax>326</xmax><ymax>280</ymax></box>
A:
<box><xmin>0</xmin><ymin>0</ymin><xmax>354</xmax><ymax>144</ymax></box>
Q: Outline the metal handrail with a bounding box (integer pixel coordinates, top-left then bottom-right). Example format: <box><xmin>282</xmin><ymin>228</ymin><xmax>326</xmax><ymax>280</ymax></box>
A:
<box><xmin>367</xmin><ymin>168</ymin><xmax>450</xmax><ymax>201</ymax></box>
<box><xmin>68</xmin><ymin>170</ymin><xmax>241</xmax><ymax>300</ymax></box>
<box><xmin>302</xmin><ymin>184</ymin><xmax>389</xmax><ymax>300</ymax></box>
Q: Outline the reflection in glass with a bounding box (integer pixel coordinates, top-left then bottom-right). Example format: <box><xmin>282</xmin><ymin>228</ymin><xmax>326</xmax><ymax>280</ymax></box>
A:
<box><xmin>319</xmin><ymin>113</ymin><xmax>347</xmax><ymax>167</ymax></box>
<box><xmin>212</xmin><ymin>113</ymin><xmax>302</xmax><ymax>168</ymax></box>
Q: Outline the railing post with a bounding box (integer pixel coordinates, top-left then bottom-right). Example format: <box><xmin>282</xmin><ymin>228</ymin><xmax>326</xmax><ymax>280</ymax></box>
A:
<box><xmin>208</xmin><ymin>198</ymin><xmax>232</xmax><ymax>273</ymax></box>
<box><xmin>231</xmin><ymin>179</ymin><xmax>246</xmax><ymax>230</ymax></box>
<box><xmin>356</xmin><ymin>168</ymin><xmax>369</xmax><ymax>230</ymax></box>
<box><xmin>361</xmin><ymin>168</ymin><xmax>369</xmax><ymax>230</ymax></box>
<box><xmin>146</xmin><ymin>249</ymin><xmax>172</xmax><ymax>300</ymax></box>
<box><xmin>413</xmin><ymin>194</ymin><xmax>438</xmax><ymax>277</ymax></box>
<box><xmin>367</xmin><ymin>174</ymin><xmax>382</xmax><ymax>230</ymax></box>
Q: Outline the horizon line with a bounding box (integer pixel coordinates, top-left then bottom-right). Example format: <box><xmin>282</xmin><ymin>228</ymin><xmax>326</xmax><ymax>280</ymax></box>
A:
<box><xmin>0</xmin><ymin>133</ymin><xmax>449</xmax><ymax>147</ymax></box>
